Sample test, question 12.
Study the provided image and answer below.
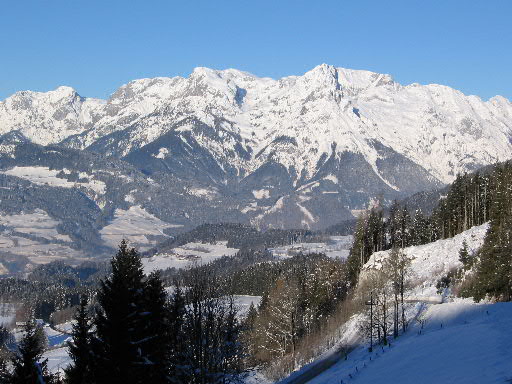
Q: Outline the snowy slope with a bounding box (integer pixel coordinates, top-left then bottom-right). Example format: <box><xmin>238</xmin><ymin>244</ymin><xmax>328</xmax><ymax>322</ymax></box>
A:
<box><xmin>306</xmin><ymin>301</ymin><xmax>512</xmax><ymax>384</ymax></box>
<box><xmin>363</xmin><ymin>223</ymin><xmax>489</xmax><ymax>297</ymax></box>
<box><xmin>142</xmin><ymin>241</ymin><xmax>239</xmax><ymax>272</ymax></box>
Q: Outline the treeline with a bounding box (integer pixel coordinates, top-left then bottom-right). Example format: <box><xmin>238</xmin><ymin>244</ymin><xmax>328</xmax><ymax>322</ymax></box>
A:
<box><xmin>159</xmin><ymin>248</ymin><xmax>275</xmax><ymax>288</ymax></box>
<box><xmin>149</xmin><ymin>223</ymin><xmax>323</xmax><ymax>255</ymax></box>
<box><xmin>240</xmin><ymin>254</ymin><xmax>348</xmax><ymax>365</ymax></box>
<box><xmin>0</xmin><ymin>261</ymin><xmax>107</xmax><ymax>323</ymax></box>
<box><xmin>347</xmin><ymin>169</ymin><xmax>494</xmax><ymax>284</ymax></box>
<box><xmin>460</xmin><ymin>162</ymin><xmax>512</xmax><ymax>301</ymax></box>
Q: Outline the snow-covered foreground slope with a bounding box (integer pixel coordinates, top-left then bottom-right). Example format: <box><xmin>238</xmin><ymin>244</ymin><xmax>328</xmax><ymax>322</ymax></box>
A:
<box><xmin>306</xmin><ymin>300</ymin><xmax>512</xmax><ymax>384</ymax></box>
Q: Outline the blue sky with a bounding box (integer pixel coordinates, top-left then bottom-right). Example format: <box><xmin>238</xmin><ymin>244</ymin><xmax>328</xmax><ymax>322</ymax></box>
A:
<box><xmin>1</xmin><ymin>0</ymin><xmax>511</xmax><ymax>101</ymax></box>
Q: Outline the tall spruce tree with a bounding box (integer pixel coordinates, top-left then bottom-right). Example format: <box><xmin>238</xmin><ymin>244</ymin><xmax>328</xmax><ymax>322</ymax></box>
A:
<box><xmin>168</xmin><ymin>284</ymin><xmax>187</xmax><ymax>384</ymax></box>
<box><xmin>65</xmin><ymin>296</ymin><xmax>93</xmax><ymax>384</ymax></box>
<box><xmin>92</xmin><ymin>240</ymin><xmax>147</xmax><ymax>384</ymax></box>
<box><xmin>140</xmin><ymin>271</ymin><xmax>172</xmax><ymax>383</ymax></box>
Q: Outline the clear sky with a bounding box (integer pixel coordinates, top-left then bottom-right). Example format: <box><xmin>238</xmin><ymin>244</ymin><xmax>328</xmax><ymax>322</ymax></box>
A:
<box><xmin>1</xmin><ymin>0</ymin><xmax>511</xmax><ymax>101</ymax></box>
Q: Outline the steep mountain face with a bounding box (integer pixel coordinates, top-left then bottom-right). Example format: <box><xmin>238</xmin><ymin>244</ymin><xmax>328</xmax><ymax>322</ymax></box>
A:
<box><xmin>0</xmin><ymin>64</ymin><xmax>511</xmax><ymax>263</ymax></box>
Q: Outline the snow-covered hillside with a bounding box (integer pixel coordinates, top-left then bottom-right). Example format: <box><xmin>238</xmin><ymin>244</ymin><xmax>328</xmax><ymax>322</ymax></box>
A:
<box><xmin>142</xmin><ymin>241</ymin><xmax>239</xmax><ymax>272</ymax></box>
<box><xmin>306</xmin><ymin>300</ymin><xmax>512</xmax><ymax>384</ymax></box>
<box><xmin>363</xmin><ymin>223</ymin><xmax>489</xmax><ymax>297</ymax></box>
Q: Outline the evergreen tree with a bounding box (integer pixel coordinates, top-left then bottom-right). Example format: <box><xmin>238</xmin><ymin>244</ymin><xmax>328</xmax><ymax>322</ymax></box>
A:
<box><xmin>458</xmin><ymin>240</ymin><xmax>472</xmax><ymax>270</ymax></box>
<box><xmin>8</xmin><ymin>319</ymin><xmax>56</xmax><ymax>384</ymax></box>
<box><xmin>140</xmin><ymin>271</ymin><xmax>172</xmax><ymax>383</ymax></box>
<box><xmin>92</xmin><ymin>240</ymin><xmax>147</xmax><ymax>384</ymax></box>
<box><xmin>65</xmin><ymin>296</ymin><xmax>93</xmax><ymax>384</ymax></box>
<box><xmin>168</xmin><ymin>284</ymin><xmax>187</xmax><ymax>384</ymax></box>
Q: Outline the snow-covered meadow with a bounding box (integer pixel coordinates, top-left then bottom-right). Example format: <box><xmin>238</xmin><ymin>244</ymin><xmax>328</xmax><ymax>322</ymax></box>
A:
<box><xmin>269</xmin><ymin>235</ymin><xmax>353</xmax><ymax>260</ymax></box>
<box><xmin>142</xmin><ymin>241</ymin><xmax>239</xmax><ymax>272</ymax></box>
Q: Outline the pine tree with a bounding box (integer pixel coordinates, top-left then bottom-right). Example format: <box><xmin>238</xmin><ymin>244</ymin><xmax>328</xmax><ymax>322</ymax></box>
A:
<box><xmin>458</xmin><ymin>240</ymin><xmax>472</xmax><ymax>270</ymax></box>
<box><xmin>8</xmin><ymin>319</ymin><xmax>57</xmax><ymax>384</ymax></box>
<box><xmin>168</xmin><ymin>284</ymin><xmax>187</xmax><ymax>384</ymax></box>
<box><xmin>92</xmin><ymin>240</ymin><xmax>147</xmax><ymax>384</ymax></box>
<box><xmin>140</xmin><ymin>271</ymin><xmax>172</xmax><ymax>383</ymax></box>
<box><xmin>65</xmin><ymin>296</ymin><xmax>93</xmax><ymax>384</ymax></box>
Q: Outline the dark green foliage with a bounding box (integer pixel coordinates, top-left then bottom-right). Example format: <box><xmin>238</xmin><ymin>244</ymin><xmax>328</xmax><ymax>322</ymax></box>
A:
<box><xmin>181</xmin><ymin>269</ymin><xmax>245</xmax><ymax>384</ymax></box>
<box><xmin>139</xmin><ymin>271</ymin><xmax>172</xmax><ymax>383</ymax></box>
<box><xmin>456</xmin><ymin>162</ymin><xmax>512</xmax><ymax>301</ymax></box>
<box><xmin>458</xmin><ymin>240</ymin><xmax>474</xmax><ymax>270</ymax></box>
<box><xmin>168</xmin><ymin>284</ymin><xmax>187</xmax><ymax>383</ymax></box>
<box><xmin>6</xmin><ymin>320</ymin><xmax>57</xmax><ymax>384</ymax></box>
<box><xmin>0</xmin><ymin>260</ymin><xmax>105</xmax><ymax>324</ymax></box>
<box><xmin>65</xmin><ymin>297</ymin><xmax>93</xmax><ymax>384</ymax></box>
<box><xmin>92</xmin><ymin>240</ymin><xmax>147</xmax><ymax>384</ymax></box>
<box><xmin>150</xmin><ymin>223</ymin><xmax>321</xmax><ymax>255</ymax></box>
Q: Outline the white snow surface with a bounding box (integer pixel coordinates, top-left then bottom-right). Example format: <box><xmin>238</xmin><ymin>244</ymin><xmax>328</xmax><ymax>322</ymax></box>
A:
<box><xmin>0</xmin><ymin>209</ymin><xmax>82</xmax><ymax>266</ymax></box>
<box><xmin>142</xmin><ymin>241</ymin><xmax>239</xmax><ymax>272</ymax></box>
<box><xmin>305</xmin><ymin>300</ymin><xmax>512</xmax><ymax>384</ymax></box>
<box><xmin>363</xmin><ymin>223</ymin><xmax>489</xmax><ymax>297</ymax></box>
<box><xmin>100</xmin><ymin>205</ymin><xmax>179</xmax><ymax>250</ymax></box>
<box><xmin>2</xmin><ymin>65</ymin><xmax>512</xmax><ymax>185</ymax></box>
<box><xmin>1</xmin><ymin>166</ymin><xmax>106</xmax><ymax>203</ymax></box>
<box><xmin>43</xmin><ymin>346</ymin><xmax>70</xmax><ymax>377</ymax></box>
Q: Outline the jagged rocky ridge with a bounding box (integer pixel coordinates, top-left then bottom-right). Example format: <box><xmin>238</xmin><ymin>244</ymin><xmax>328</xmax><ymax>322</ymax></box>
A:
<box><xmin>0</xmin><ymin>64</ymin><xmax>511</xmax><ymax>261</ymax></box>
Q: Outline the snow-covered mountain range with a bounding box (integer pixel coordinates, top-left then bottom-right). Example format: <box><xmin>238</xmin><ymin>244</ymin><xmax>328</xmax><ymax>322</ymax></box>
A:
<box><xmin>3</xmin><ymin>64</ymin><xmax>512</xmax><ymax>184</ymax></box>
<box><xmin>1</xmin><ymin>64</ymin><xmax>512</xmax><ymax>261</ymax></box>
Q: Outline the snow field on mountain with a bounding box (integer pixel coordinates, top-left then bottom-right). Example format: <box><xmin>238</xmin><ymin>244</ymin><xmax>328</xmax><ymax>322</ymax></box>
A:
<box><xmin>142</xmin><ymin>241</ymin><xmax>239</xmax><ymax>273</ymax></box>
<box><xmin>0</xmin><ymin>209</ymin><xmax>83</xmax><ymax>269</ymax></box>
<box><xmin>0</xmin><ymin>209</ymin><xmax>72</xmax><ymax>243</ymax></box>
<box><xmin>99</xmin><ymin>205</ymin><xmax>179</xmax><ymax>251</ymax></box>
<box><xmin>1</xmin><ymin>166</ymin><xmax>106</xmax><ymax>195</ymax></box>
